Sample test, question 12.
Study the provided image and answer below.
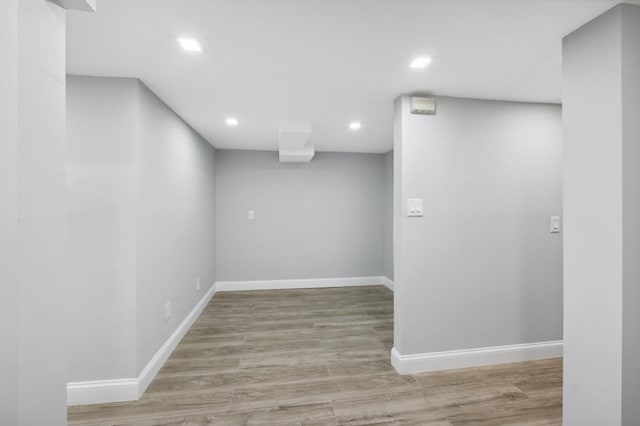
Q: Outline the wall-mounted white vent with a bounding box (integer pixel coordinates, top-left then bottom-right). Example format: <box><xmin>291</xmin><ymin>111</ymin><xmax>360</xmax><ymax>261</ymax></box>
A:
<box><xmin>410</xmin><ymin>97</ymin><xmax>436</xmax><ymax>115</ymax></box>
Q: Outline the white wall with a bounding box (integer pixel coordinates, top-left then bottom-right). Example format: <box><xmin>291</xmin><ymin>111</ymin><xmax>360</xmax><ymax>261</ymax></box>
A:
<box><xmin>66</xmin><ymin>76</ymin><xmax>217</xmax><ymax>385</ymax></box>
<box><xmin>15</xmin><ymin>0</ymin><xmax>67</xmax><ymax>424</ymax></box>
<box><xmin>216</xmin><ymin>150</ymin><xmax>385</xmax><ymax>282</ymax></box>
<box><xmin>621</xmin><ymin>7</ymin><xmax>640</xmax><ymax>423</ymax></box>
<box><xmin>563</xmin><ymin>4</ymin><xmax>640</xmax><ymax>425</ymax></box>
<box><xmin>66</xmin><ymin>76</ymin><xmax>138</xmax><ymax>381</ymax></box>
<box><xmin>136</xmin><ymin>81</ymin><xmax>217</xmax><ymax>374</ymax></box>
<box><xmin>0</xmin><ymin>0</ymin><xmax>19</xmax><ymax>423</ymax></box>
<box><xmin>383</xmin><ymin>151</ymin><xmax>394</xmax><ymax>280</ymax></box>
<box><xmin>394</xmin><ymin>96</ymin><xmax>563</xmax><ymax>356</ymax></box>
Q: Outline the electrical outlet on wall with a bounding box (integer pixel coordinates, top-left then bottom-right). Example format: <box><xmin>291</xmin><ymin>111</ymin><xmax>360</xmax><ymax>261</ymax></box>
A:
<box><xmin>165</xmin><ymin>301</ymin><xmax>171</xmax><ymax>321</ymax></box>
<box><xmin>196</xmin><ymin>277</ymin><xmax>201</xmax><ymax>292</ymax></box>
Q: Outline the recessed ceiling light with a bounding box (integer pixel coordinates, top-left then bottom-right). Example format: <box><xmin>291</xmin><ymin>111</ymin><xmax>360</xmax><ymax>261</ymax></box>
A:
<box><xmin>409</xmin><ymin>57</ymin><xmax>432</xmax><ymax>69</ymax></box>
<box><xmin>177</xmin><ymin>37</ymin><xmax>202</xmax><ymax>53</ymax></box>
<box><xmin>226</xmin><ymin>118</ymin><xmax>238</xmax><ymax>126</ymax></box>
<box><xmin>349</xmin><ymin>122</ymin><xmax>362</xmax><ymax>130</ymax></box>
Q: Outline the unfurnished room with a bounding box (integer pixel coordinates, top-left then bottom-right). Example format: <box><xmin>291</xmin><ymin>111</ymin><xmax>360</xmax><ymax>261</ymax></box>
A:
<box><xmin>2</xmin><ymin>1</ymin><xmax>640</xmax><ymax>425</ymax></box>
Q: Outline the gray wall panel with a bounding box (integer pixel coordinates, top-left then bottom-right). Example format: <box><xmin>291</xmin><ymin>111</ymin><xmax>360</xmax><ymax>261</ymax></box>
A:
<box><xmin>394</xmin><ymin>96</ymin><xmax>563</xmax><ymax>356</ymax></box>
<box><xmin>216</xmin><ymin>150</ymin><xmax>385</xmax><ymax>282</ymax></box>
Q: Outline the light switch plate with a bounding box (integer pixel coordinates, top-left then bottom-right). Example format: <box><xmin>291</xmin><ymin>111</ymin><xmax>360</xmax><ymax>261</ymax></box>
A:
<box><xmin>407</xmin><ymin>199</ymin><xmax>424</xmax><ymax>217</ymax></box>
<box><xmin>550</xmin><ymin>216</ymin><xmax>561</xmax><ymax>233</ymax></box>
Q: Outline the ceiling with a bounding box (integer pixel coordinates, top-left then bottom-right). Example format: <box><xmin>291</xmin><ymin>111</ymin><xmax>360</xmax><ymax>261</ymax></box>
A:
<box><xmin>66</xmin><ymin>0</ymin><xmax>636</xmax><ymax>153</ymax></box>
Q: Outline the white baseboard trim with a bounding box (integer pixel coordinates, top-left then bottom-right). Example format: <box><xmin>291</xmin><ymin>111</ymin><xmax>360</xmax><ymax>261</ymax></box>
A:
<box><xmin>136</xmin><ymin>283</ymin><xmax>218</xmax><ymax>396</ymax></box>
<box><xmin>382</xmin><ymin>277</ymin><xmax>394</xmax><ymax>291</ymax></box>
<box><xmin>391</xmin><ymin>340</ymin><xmax>563</xmax><ymax>375</ymax></box>
<box><xmin>215</xmin><ymin>276</ymin><xmax>386</xmax><ymax>291</ymax></box>
<box><xmin>67</xmin><ymin>283</ymin><xmax>218</xmax><ymax>406</ymax></box>
<box><xmin>66</xmin><ymin>378</ymin><xmax>138</xmax><ymax>406</ymax></box>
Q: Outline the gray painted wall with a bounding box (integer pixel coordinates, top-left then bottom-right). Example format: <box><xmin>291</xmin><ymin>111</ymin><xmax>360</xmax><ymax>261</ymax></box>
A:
<box><xmin>136</xmin><ymin>81</ymin><xmax>217</xmax><ymax>374</ymax></box>
<box><xmin>66</xmin><ymin>76</ymin><xmax>217</xmax><ymax>383</ymax></box>
<box><xmin>67</xmin><ymin>76</ymin><xmax>138</xmax><ymax>381</ymax></box>
<box><xmin>216</xmin><ymin>150</ymin><xmax>385</xmax><ymax>281</ymax></box>
<box><xmin>394</xmin><ymin>96</ymin><xmax>563</xmax><ymax>356</ymax></box>
<box><xmin>383</xmin><ymin>151</ymin><xmax>394</xmax><ymax>280</ymax></box>
<box><xmin>563</xmin><ymin>4</ymin><xmax>640</xmax><ymax>425</ymax></box>
<box><xmin>0</xmin><ymin>0</ymin><xmax>18</xmax><ymax>423</ymax></box>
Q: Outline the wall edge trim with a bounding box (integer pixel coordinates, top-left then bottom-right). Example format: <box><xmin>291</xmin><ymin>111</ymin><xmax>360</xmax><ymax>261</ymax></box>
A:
<box><xmin>66</xmin><ymin>378</ymin><xmax>138</xmax><ymax>406</ymax></box>
<box><xmin>390</xmin><ymin>340</ymin><xmax>563</xmax><ymax>375</ymax></box>
<box><xmin>382</xmin><ymin>276</ymin><xmax>394</xmax><ymax>291</ymax></box>
<box><xmin>215</xmin><ymin>276</ymin><xmax>386</xmax><ymax>291</ymax></box>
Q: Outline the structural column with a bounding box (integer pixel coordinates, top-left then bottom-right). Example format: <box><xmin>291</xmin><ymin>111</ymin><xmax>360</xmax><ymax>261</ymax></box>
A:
<box><xmin>1</xmin><ymin>0</ymin><xmax>68</xmax><ymax>424</ymax></box>
<box><xmin>0</xmin><ymin>0</ymin><xmax>20</xmax><ymax>424</ymax></box>
<box><xmin>563</xmin><ymin>4</ymin><xmax>640</xmax><ymax>425</ymax></box>
<box><xmin>18</xmin><ymin>1</ymin><xmax>67</xmax><ymax>424</ymax></box>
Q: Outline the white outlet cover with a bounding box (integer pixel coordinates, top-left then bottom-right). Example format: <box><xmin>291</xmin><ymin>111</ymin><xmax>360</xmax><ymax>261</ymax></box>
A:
<box><xmin>165</xmin><ymin>301</ymin><xmax>171</xmax><ymax>321</ymax></box>
<box><xmin>196</xmin><ymin>277</ymin><xmax>201</xmax><ymax>291</ymax></box>
<box><xmin>248</xmin><ymin>210</ymin><xmax>255</xmax><ymax>220</ymax></box>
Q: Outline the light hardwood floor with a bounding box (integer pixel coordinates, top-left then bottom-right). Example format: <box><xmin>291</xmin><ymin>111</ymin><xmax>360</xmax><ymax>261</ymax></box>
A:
<box><xmin>68</xmin><ymin>285</ymin><xmax>562</xmax><ymax>425</ymax></box>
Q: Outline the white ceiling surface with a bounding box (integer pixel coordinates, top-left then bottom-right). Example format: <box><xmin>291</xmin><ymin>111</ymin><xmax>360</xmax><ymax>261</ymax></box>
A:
<box><xmin>66</xmin><ymin>0</ymin><xmax>637</xmax><ymax>153</ymax></box>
